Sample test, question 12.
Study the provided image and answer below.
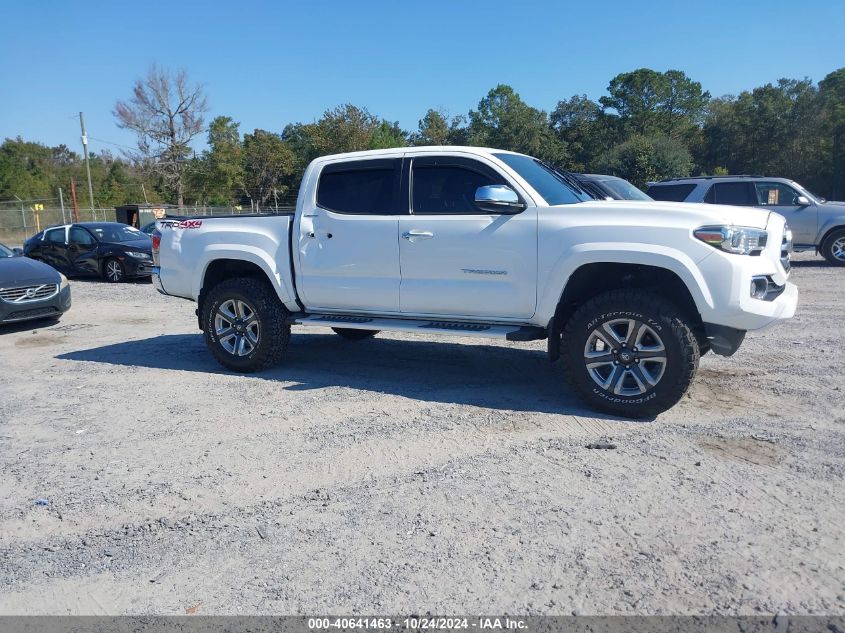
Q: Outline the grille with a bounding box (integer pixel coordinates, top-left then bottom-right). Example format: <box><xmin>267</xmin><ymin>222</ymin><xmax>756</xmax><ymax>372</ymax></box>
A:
<box><xmin>2</xmin><ymin>306</ymin><xmax>60</xmax><ymax>322</ymax></box>
<box><xmin>781</xmin><ymin>226</ymin><xmax>792</xmax><ymax>274</ymax></box>
<box><xmin>0</xmin><ymin>283</ymin><xmax>58</xmax><ymax>303</ymax></box>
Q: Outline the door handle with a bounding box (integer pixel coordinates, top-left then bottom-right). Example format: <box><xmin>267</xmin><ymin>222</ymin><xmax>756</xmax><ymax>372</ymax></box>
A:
<box><xmin>402</xmin><ymin>230</ymin><xmax>434</xmax><ymax>241</ymax></box>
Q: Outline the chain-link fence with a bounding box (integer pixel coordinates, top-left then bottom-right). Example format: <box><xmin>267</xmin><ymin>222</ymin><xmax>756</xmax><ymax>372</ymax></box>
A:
<box><xmin>0</xmin><ymin>198</ymin><xmax>295</xmax><ymax>246</ymax></box>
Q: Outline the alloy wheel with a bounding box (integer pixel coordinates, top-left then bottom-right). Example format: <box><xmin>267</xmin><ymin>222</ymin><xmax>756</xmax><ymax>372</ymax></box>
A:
<box><xmin>583</xmin><ymin>318</ymin><xmax>667</xmax><ymax>396</ymax></box>
<box><xmin>832</xmin><ymin>237</ymin><xmax>845</xmax><ymax>262</ymax></box>
<box><xmin>214</xmin><ymin>299</ymin><xmax>260</xmax><ymax>357</ymax></box>
<box><xmin>106</xmin><ymin>260</ymin><xmax>123</xmax><ymax>282</ymax></box>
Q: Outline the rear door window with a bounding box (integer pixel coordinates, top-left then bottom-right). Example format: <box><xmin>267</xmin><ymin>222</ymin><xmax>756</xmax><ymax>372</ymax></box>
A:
<box><xmin>646</xmin><ymin>184</ymin><xmax>696</xmax><ymax>202</ymax></box>
<box><xmin>709</xmin><ymin>182</ymin><xmax>757</xmax><ymax>205</ymax></box>
<box><xmin>317</xmin><ymin>159</ymin><xmax>401</xmax><ymax>214</ymax></box>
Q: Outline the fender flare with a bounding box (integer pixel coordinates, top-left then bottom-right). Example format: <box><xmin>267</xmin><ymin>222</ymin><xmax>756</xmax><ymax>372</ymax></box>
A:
<box><xmin>193</xmin><ymin>245</ymin><xmax>297</xmax><ymax>310</ymax></box>
<box><xmin>817</xmin><ymin>217</ymin><xmax>845</xmax><ymax>247</ymax></box>
<box><xmin>535</xmin><ymin>242</ymin><xmax>715</xmax><ymax>324</ymax></box>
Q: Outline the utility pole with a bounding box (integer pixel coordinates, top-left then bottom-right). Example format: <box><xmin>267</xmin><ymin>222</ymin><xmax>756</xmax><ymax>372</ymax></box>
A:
<box><xmin>13</xmin><ymin>195</ymin><xmax>25</xmax><ymax>229</ymax></box>
<box><xmin>70</xmin><ymin>179</ymin><xmax>80</xmax><ymax>223</ymax></box>
<box><xmin>79</xmin><ymin>112</ymin><xmax>96</xmax><ymax>219</ymax></box>
<box><xmin>58</xmin><ymin>187</ymin><xmax>66</xmax><ymax>223</ymax></box>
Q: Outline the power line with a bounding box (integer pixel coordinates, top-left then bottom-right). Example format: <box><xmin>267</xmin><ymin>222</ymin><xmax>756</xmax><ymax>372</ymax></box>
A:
<box><xmin>87</xmin><ymin>136</ymin><xmax>138</xmax><ymax>151</ymax></box>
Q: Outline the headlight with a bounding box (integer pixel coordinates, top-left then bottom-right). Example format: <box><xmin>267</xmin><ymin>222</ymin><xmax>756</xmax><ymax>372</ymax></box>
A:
<box><xmin>59</xmin><ymin>273</ymin><xmax>69</xmax><ymax>290</ymax></box>
<box><xmin>125</xmin><ymin>251</ymin><xmax>151</xmax><ymax>260</ymax></box>
<box><xmin>694</xmin><ymin>226</ymin><xmax>768</xmax><ymax>255</ymax></box>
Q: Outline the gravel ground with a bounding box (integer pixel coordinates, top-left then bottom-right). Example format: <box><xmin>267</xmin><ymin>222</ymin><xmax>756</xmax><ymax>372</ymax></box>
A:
<box><xmin>0</xmin><ymin>252</ymin><xmax>843</xmax><ymax>616</ymax></box>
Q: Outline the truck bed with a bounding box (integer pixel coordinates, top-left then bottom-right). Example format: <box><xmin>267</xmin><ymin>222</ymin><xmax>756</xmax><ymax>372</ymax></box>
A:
<box><xmin>163</xmin><ymin>210</ymin><xmax>295</xmax><ymax>220</ymax></box>
<box><xmin>155</xmin><ymin>213</ymin><xmax>299</xmax><ymax>311</ymax></box>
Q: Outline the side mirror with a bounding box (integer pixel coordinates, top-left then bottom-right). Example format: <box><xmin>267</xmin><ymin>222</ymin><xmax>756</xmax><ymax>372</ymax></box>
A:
<box><xmin>796</xmin><ymin>195</ymin><xmax>810</xmax><ymax>206</ymax></box>
<box><xmin>12</xmin><ymin>248</ymin><xmax>23</xmax><ymax>256</ymax></box>
<box><xmin>475</xmin><ymin>185</ymin><xmax>526</xmax><ymax>214</ymax></box>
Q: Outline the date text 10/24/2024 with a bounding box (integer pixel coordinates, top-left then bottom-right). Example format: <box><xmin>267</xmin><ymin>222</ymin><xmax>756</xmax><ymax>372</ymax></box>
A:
<box><xmin>308</xmin><ymin>618</ymin><xmax>528</xmax><ymax>630</ymax></box>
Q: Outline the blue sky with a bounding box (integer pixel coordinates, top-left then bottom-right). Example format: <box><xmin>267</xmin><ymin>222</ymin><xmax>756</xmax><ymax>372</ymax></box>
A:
<box><xmin>1</xmin><ymin>0</ymin><xmax>842</xmax><ymax>156</ymax></box>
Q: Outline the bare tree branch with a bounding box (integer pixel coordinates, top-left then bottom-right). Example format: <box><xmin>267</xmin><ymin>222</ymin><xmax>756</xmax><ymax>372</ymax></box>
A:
<box><xmin>113</xmin><ymin>64</ymin><xmax>208</xmax><ymax>206</ymax></box>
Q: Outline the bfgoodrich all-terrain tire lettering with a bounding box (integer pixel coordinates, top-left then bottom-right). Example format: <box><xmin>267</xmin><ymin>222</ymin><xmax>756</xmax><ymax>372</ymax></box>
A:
<box><xmin>331</xmin><ymin>328</ymin><xmax>379</xmax><ymax>340</ymax></box>
<box><xmin>201</xmin><ymin>277</ymin><xmax>290</xmax><ymax>372</ymax></box>
<box><xmin>561</xmin><ymin>289</ymin><xmax>699</xmax><ymax>418</ymax></box>
<box><xmin>820</xmin><ymin>228</ymin><xmax>845</xmax><ymax>266</ymax></box>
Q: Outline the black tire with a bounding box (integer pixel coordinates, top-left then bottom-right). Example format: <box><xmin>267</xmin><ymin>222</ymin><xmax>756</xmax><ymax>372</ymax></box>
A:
<box><xmin>561</xmin><ymin>289</ymin><xmax>699</xmax><ymax>418</ymax></box>
<box><xmin>331</xmin><ymin>328</ymin><xmax>379</xmax><ymax>340</ymax></box>
<box><xmin>201</xmin><ymin>277</ymin><xmax>290</xmax><ymax>372</ymax></box>
<box><xmin>820</xmin><ymin>228</ymin><xmax>845</xmax><ymax>266</ymax></box>
<box><xmin>102</xmin><ymin>258</ymin><xmax>125</xmax><ymax>283</ymax></box>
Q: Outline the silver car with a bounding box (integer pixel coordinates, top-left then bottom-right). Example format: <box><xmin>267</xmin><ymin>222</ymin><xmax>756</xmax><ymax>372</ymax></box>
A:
<box><xmin>0</xmin><ymin>242</ymin><xmax>71</xmax><ymax>325</ymax></box>
<box><xmin>647</xmin><ymin>176</ymin><xmax>845</xmax><ymax>266</ymax></box>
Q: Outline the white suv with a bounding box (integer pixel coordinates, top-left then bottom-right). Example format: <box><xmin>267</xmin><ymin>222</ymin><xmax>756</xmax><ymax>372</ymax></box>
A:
<box><xmin>647</xmin><ymin>176</ymin><xmax>845</xmax><ymax>265</ymax></box>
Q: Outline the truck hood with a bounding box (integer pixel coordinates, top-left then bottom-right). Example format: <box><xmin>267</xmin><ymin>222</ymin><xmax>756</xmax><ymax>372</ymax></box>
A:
<box><xmin>573</xmin><ymin>200</ymin><xmax>771</xmax><ymax>230</ymax></box>
<box><xmin>0</xmin><ymin>256</ymin><xmax>62</xmax><ymax>287</ymax></box>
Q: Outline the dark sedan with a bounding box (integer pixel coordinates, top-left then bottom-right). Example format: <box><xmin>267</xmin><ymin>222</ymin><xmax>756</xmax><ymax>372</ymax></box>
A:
<box><xmin>0</xmin><ymin>242</ymin><xmax>71</xmax><ymax>325</ymax></box>
<box><xmin>573</xmin><ymin>174</ymin><xmax>653</xmax><ymax>201</ymax></box>
<box><xmin>23</xmin><ymin>222</ymin><xmax>153</xmax><ymax>283</ymax></box>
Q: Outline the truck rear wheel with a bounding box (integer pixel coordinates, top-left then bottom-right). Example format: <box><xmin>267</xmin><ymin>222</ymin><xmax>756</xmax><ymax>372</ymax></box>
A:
<box><xmin>201</xmin><ymin>277</ymin><xmax>290</xmax><ymax>372</ymax></box>
<box><xmin>821</xmin><ymin>228</ymin><xmax>845</xmax><ymax>266</ymax></box>
<box><xmin>561</xmin><ymin>289</ymin><xmax>699</xmax><ymax>418</ymax></box>
<box><xmin>331</xmin><ymin>328</ymin><xmax>379</xmax><ymax>340</ymax></box>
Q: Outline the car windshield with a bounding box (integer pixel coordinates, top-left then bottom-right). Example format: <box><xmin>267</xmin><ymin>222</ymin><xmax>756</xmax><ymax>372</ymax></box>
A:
<box><xmin>0</xmin><ymin>243</ymin><xmax>13</xmax><ymax>258</ymax></box>
<box><xmin>494</xmin><ymin>153</ymin><xmax>592</xmax><ymax>205</ymax></box>
<box><xmin>791</xmin><ymin>182</ymin><xmax>823</xmax><ymax>203</ymax></box>
<box><xmin>599</xmin><ymin>178</ymin><xmax>652</xmax><ymax>201</ymax></box>
<box><xmin>86</xmin><ymin>225</ymin><xmax>145</xmax><ymax>243</ymax></box>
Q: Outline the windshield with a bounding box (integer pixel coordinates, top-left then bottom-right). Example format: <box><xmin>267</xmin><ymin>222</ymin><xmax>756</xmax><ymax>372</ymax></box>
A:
<box><xmin>599</xmin><ymin>178</ymin><xmax>652</xmax><ymax>201</ymax></box>
<box><xmin>86</xmin><ymin>225</ymin><xmax>146</xmax><ymax>243</ymax></box>
<box><xmin>494</xmin><ymin>153</ymin><xmax>592</xmax><ymax>205</ymax></box>
<box><xmin>790</xmin><ymin>181</ymin><xmax>823</xmax><ymax>203</ymax></box>
<box><xmin>0</xmin><ymin>243</ymin><xmax>13</xmax><ymax>258</ymax></box>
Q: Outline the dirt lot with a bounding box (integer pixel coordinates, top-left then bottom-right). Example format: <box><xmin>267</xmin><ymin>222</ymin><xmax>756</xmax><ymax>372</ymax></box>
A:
<box><xmin>1</xmin><ymin>252</ymin><xmax>843</xmax><ymax>616</ymax></box>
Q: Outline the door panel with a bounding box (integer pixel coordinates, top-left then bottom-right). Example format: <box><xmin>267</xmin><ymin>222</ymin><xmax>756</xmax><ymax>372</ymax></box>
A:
<box><xmin>399</xmin><ymin>212</ymin><xmax>537</xmax><ymax>318</ymax></box>
<box><xmin>399</xmin><ymin>156</ymin><xmax>537</xmax><ymax>319</ymax></box>
<box><xmin>42</xmin><ymin>227</ymin><xmax>68</xmax><ymax>271</ymax></box>
<box><xmin>296</xmin><ymin>158</ymin><xmax>402</xmax><ymax>312</ymax></box>
<box><xmin>67</xmin><ymin>227</ymin><xmax>99</xmax><ymax>275</ymax></box>
<box><xmin>753</xmin><ymin>182</ymin><xmax>818</xmax><ymax>244</ymax></box>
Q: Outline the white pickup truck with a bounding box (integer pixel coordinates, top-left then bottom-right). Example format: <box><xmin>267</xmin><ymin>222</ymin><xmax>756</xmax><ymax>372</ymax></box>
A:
<box><xmin>152</xmin><ymin>146</ymin><xmax>798</xmax><ymax>418</ymax></box>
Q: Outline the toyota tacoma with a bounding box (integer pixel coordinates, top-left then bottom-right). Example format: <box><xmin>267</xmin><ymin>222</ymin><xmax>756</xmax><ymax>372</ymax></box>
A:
<box><xmin>152</xmin><ymin>147</ymin><xmax>797</xmax><ymax>418</ymax></box>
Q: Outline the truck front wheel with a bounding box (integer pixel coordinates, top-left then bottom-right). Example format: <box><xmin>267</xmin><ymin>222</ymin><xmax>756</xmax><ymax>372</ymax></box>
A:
<box><xmin>201</xmin><ymin>277</ymin><xmax>290</xmax><ymax>372</ymax></box>
<box><xmin>561</xmin><ymin>289</ymin><xmax>699</xmax><ymax>418</ymax></box>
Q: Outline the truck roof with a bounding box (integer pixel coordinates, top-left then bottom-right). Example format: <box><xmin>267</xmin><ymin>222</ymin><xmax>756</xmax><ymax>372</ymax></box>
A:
<box><xmin>310</xmin><ymin>146</ymin><xmax>525</xmax><ymax>164</ymax></box>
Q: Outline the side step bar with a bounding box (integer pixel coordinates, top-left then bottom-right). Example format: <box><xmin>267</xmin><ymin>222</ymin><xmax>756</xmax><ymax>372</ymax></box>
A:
<box><xmin>289</xmin><ymin>313</ymin><xmax>546</xmax><ymax>342</ymax></box>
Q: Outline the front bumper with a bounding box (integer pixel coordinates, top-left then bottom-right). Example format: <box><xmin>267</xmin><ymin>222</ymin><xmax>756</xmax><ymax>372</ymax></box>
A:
<box><xmin>694</xmin><ymin>216</ymin><xmax>798</xmax><ymax>332</ymax></box>
<box><xmin>123</xmin><ymin>257</ymin><xmax>154</xmax><ymax>277</ymax></box>
<box><xmin>0</xmin><ymin>284</ymin><xmax>71</xmax><ymax>324</ymax></box>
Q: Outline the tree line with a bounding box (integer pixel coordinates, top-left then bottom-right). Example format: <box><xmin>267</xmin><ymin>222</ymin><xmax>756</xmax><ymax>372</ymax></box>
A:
<box><xmin>2</xmin><ymin>65</ymin><xmax>844</xmax><ymax>210</ymax></box>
